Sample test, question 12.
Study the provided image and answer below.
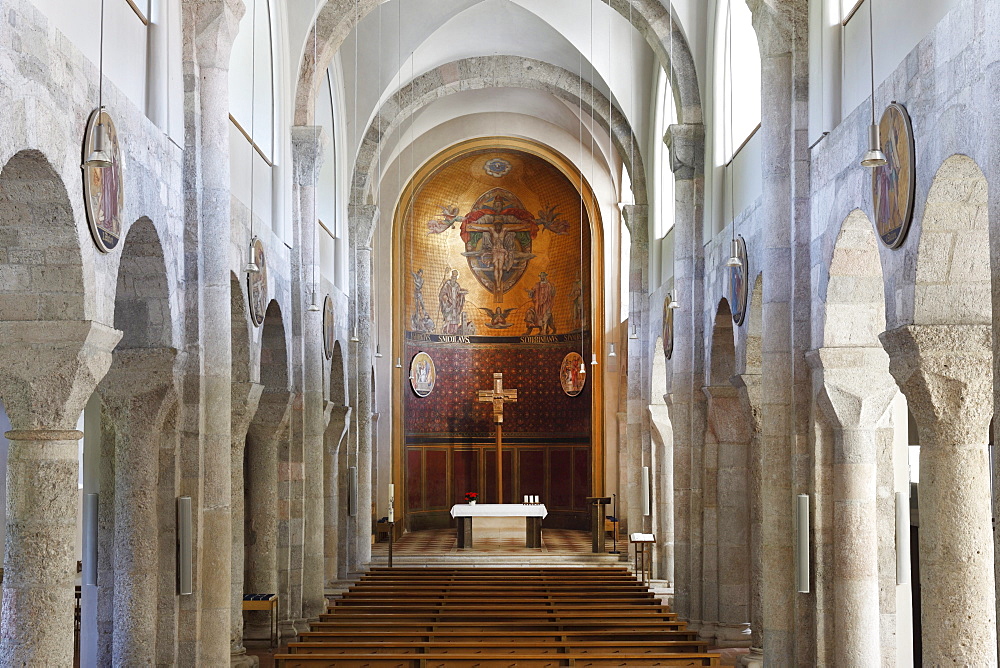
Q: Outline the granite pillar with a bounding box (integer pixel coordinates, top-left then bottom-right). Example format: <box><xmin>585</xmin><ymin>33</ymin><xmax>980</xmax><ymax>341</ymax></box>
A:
<box><xmin>180</xmin><ymin>1</ymin><xmax>245</xmax><ymax>661</ymax></box>
<box><xmin>99</xmin><ymin>348</ymin><xmax>179</xmax><ymax>666</ymax></box>
<box><xmin>291</xmin><ymin>125</ymin><xmax>329</xmax><ymax>622</ymax></box>
<box><xmin>230</xmin><ymin>381</ymin><xmax>263</xmax><ymax>666</ymax></box>
<box><xmin>0</xmin><ymin>321</ymin><xmax>121</xmax><ymax>664</ymax></box>
<box><xmin>325</xmin><ymin>405</ymin><xmax>351</xmax><ymax>585</ymax></box>
<box><xmin>882</xmin><ymin>325</ymin><xmax>997</xmax><ymax>666</ymax></box>
<box><xmin>810</xmin><ymin>347</ymin><xmax>897</xmax><ymax>666</ymax></box>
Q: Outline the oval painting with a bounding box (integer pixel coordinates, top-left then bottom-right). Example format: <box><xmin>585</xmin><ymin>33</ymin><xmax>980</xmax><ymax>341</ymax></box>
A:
<box><xmin>872</xmin><ymin>103</ymin><xmax>916</xmax><ymax>249</ymax></box>
<box><xmin>247</xmin><ymin>237</ymin><xmax>268</xmax><ymax>327</ymax></box>
<box><xmin>323</xmin><ymin>295</ymin><xmax>335</xmax><ymax>360</ymax></box>
<box><xmin>560</xmin><ymin>351</ymin><xmax>587</xmax><ymax>397</ymax></box>
<box><xmin>82</xmin><ymin>108</ymin><xmax>124</xmax><ymax>253</ymax></box>
<box><xmin>728</xmin><ymin>236</ymin><xmax>748</xmax><ymax>326</ymax></box>
<box><xmin>663</xmin><ymin>294</ymin><xmax>674</xmax><ymax>360</ymax></box>
<box><xmin>409</xmin><ymin>352</ymin><xmax>436</xmax><ymax>398</ymax></box>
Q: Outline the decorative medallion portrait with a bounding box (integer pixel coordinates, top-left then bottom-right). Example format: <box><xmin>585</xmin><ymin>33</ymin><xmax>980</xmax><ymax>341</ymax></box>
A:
<box><xmin>560</xmin><ymin>352</ymin><xmax>587</xmax><ymax>397</ymax></box>
<box><xmin>323</xmin><ymin>295</ymin><xmax>335</xmax><ymax>360</ymax></box>
<box><xmin>662</xmin><ymin>294</ymin><xmax>674</xmax><ymax>360</ymax></box>
<box><xmin>872</xmin><ymin>103</ymin><xmax>916</xmax><ymax>249</ymax></box>
<box><xmin>247</xmin><ymin>237</ymin><xmax>268</xmax><ymax>327</ymax></box>
<box><xmin>728</xmin><ymin>236</ymin><xmax>748</xmax><ymax>326</ymax></box>
<box><xmin>409</xmin><ymin>352</ymin><xmax>436</xmax><ymax>398</ymax></box>
<box><xmin>82</xmin><ymin>108</ymin><xmax>124</xmax><ymax>253</ymax></box>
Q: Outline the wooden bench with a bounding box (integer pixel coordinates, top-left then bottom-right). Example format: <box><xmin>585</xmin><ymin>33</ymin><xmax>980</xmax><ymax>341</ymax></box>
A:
<box><xmin>275</xmin><ymin>652</ymin><xmax>721</xmax><ymax>667</ymax></box>
<box><xmin>287</xmin><ymin>640</ymin><xmax>711</xmax><ymax>655</ymax></box>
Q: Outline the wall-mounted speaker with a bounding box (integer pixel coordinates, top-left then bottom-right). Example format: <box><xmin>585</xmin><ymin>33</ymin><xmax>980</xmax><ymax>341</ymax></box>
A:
<box><xmin>642</xmin><ymin>466</ymin><xmax>651</xmax><ymax>517</ymax></box>
<box><xmin>895</xmin><ymin>491</ymin><xmax>910</xmax><ymax>585</ymax></box>
<box><xmin>177</xmin><ymin>496</ymin><xmax>192</xmax><ymax>595</ymax></box>
<box><xmin>348</xmin><ymin>466</ymin><xmax>358</xmax><ymax>517</ymax></box>
<box><xmin>796</xmin><ymin>494</ymin><xmax>810</xmax><ymax>594</ymax></box>
<box><xmin>82</xmin><ymin>493</ymin><xmax>98</xmax><ymax>586</ymax></box>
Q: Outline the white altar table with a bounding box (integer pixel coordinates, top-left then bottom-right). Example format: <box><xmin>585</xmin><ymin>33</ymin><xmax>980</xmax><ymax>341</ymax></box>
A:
<box><xmin>450</xmin><ymin>503</ymin><xmax>547</xmax><ymax>549</ymax></box>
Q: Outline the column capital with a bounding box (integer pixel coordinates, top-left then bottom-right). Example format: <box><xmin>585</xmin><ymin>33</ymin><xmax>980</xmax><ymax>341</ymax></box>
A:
<box><xmin>664</xmin><ymin>123</ymin><xmax>705</xmax><ymax>180</ymax></box>
<box><xmin>187</xmin><ymin>0</ymin><xmax>247</xmax><ymax>70</ymax></box>
<box><xmin>291</xmin><ymin>126</ymin><xmax>330</xmax><ymax>187</ymax></box>
<box><xmin>98</xmin><ymin>347</ymin><xmax>180</xmax><ymax>402</ymax></box>
<box><xmin>730</xmin><ymin>373</ymin><xmax>762</xmax><ymax>436</ymax></box>
<box><xmin>0</xmin><ymin>321</ymin><xmax>122</xmax><ymax>431</ymax></box>
<box><xmin>806</xmin><ymin>346</ymin><xmax>897</xmax><ymax>430</ymax></box>
<box><xmin>621</xmin><ymin>204</ymin><xmax>650</xmax><ymax>236</ymax></box>
<box><xmin>348</xmin><ymin>205</ymin><xmax>380</xmax><ymax>241</ymax></box>
<box><xmin>880</xmin><ymin>324</ymin><xmax>992</xmax><ymax>442</ymax></box>
<box><xmin>232</xmin><ymin>382</ymin><xmax>265</xmax><ymax>439</ymax></box>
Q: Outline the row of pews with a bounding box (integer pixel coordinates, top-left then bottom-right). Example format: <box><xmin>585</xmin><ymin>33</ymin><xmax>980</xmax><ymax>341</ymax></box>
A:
<box><xmin>275</xmin><ymin>566</ymin><xmax>720</xmax><ymax>667</ymax></box>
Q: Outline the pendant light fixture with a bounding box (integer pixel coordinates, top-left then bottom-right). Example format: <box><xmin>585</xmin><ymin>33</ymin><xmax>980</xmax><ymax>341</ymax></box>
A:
<box><xmin>608</xmin><ymin>343</ymin><xmax>617</xmax><ymax>358</ymax></box>
<box><xmin>860</xmin><ymin>0</ymin><xmax>887</xmax><ymax>168</ymax></box>
<box><xmin>83</xmin><ymin>0</ymin><xmax>112</xmax><ymax>168</ymax></box>
<box><xmin>724</xmin><ymin>0</ymin><xmax>742</xmax><ymax>269</ymax></box>
<box><xmin>395</xmin><ymin>357</ymin><xmax>402</xmax><ymax>369</ymax></box>
<box><xmin>307</xmin><ymin>0</ymin><xmax>321</xmax><ymax>312</ymax></box>
<box><xmin>668</xmin><ymin>294</ymin><xmax>680</xmax><ymax>310</ymax></box>
<box><xmin>373</xmin><ymin>2</ymin><xmax>383</xmax><ymax>359</ymax></box>
<box><xmin>244</xmin><ymin>0</ymin><xmax>260</xmax><ymax>274</ymax></box>
<box><xmin>349</xmin><ymin>0</ymin><xmax>360</xmax><ymax>343</ymax></box>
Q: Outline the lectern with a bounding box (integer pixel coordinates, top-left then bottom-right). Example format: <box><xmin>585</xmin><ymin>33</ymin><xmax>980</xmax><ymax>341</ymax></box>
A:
<box><xmin>586</xmin><ymin>497</ymin><xmax>612</xmax><ymax>553</ymax></box>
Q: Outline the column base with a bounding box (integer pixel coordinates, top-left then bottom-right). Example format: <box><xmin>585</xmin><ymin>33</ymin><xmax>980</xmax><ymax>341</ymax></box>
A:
<box><xmin>713</xmin><ymin>623</ymin><xmax>752</xmax><ymax>648</ymax></box>
<box><xmin>698</xmin><ymin>622</ymin><xmax>718</xmax><ymax>641</ymax></box>
<box><xmin>231</xmin><ymin>648</ymin><xmax>259</xmax><ymax>668</ymax></box>
<box><xmin>740</xmin><ymin>647</ymin><xmax>763</xmax><ymax>668</ymax></box>
<box><xmin>278</xmin><ymin>620</ymin><xmax>300</xmax><ymax>640</ymax></box>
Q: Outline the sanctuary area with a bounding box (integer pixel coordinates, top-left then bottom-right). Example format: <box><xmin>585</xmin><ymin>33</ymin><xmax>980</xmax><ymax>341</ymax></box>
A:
<box><xmin>0</xmin><ymin>0</ymin><xmax>997</xmax><ymax>665</ymax></box>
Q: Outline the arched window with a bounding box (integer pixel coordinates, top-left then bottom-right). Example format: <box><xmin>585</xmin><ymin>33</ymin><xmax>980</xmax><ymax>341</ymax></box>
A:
<box><xmin>715</xmin><ymin>0</ymin><xmax>761</xmax><ymax>165</ymax></box>
<box><xmin>652</xmin><ymin>68</ymin><xmax>677</xmax><ymax>240</ymax></box>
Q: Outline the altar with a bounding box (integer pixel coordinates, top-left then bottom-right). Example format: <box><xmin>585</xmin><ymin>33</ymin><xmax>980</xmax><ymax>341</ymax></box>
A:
<box><xmin>450</xmin><ymin>503</ymin><xmax>547</xmax><ymax>549</ymax></box>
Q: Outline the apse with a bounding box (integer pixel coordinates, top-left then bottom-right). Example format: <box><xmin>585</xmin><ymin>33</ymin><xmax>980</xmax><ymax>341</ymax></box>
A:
<box><xmin>395</xmin><ymin>140</ymin><xmax>600</xmax><ymax>531</ymax></box>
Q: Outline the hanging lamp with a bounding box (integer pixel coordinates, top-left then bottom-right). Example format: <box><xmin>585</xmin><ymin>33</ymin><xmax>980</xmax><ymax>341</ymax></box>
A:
<box><xmin>244</xmin><ymin>0</ymin><xmax>261</xmax><ymax>274</ymax></box>
<box><xmin>724</xmin><ymin>0</ymin><xmax>742</xmax><ymax>268</ymax></box>
<box><xmin>83</xmin><ymin>0</ymin><xmax>111</xmax><ymax>168</ymax></box>
<box><xmin>860</xmin><ymin>0</ymin><xmax>887</xmax><ymax>168</ymax></box>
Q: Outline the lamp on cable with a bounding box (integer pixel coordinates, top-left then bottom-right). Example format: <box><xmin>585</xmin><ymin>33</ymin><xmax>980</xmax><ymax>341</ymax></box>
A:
<box><xmin>725</xmin><ymin>238</ymin><xmax>742</xmax><ymax>268</ymax></box>
<box><xmin>395</xmin><ymin>357</ymin><xmax>402</xmax><ymax>369</ymax></box>
<box><xmin>860</xmin><ymin>0</ymin><xmax>887</xmax><ymax>168</ymax></box>
<box><xmin>668</xmin><ymin>294</ymin><xmax>680</xmax><ymax>310</ymax></box>
<box><xmin>608</xmin><ymin>342</ymin><xmax>617</xmax><ymax>358</ymax></box>
<box><xmin>83</xmin><ymin>0</ymin><xmax>111</xmax><ymax>168</ymax></box>
<box><xmin>374</xmin><ymin>344</ymin><xmax>383</xmax><ymax>358</ymax></box>
<box><xmin>244</xmin><ymin>243</ymin><xmax>259</xmax><ymax>274</ymax></box>
<box><xmin>307</xmin><ymin>292</ymin><xmax>321</xmax><ymax>312</ymax></box>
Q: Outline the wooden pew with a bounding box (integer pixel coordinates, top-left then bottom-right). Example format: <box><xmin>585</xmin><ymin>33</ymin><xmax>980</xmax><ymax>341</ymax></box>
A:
<box><xmin>275</xmin><ymin>652</ymin><xmax>722</xmax><ymax>667</ymax></box>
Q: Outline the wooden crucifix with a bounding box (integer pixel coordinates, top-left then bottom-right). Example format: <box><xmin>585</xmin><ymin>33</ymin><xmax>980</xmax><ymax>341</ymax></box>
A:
<box><xmin>478</xmin><ymin>372</ymin><xmax>518</xmax><ymax>503</ymax></box>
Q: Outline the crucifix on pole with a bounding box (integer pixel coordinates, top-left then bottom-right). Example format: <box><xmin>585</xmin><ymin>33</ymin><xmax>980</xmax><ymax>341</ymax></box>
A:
<box><xmin>478</xmin><ymin>372</ymin><xmax>518</xmax><ymax>503</ymax></box>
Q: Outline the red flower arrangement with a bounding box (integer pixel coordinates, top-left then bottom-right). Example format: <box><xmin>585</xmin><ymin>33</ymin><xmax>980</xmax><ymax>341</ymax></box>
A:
<box><xmin>464</xmin><ymin>492</ymin><xmax>479</xmax><ymax>504</ymax></box>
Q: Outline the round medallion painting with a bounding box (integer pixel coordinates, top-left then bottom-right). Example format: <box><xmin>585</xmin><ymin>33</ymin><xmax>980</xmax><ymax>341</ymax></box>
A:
<box><xmin>560</xmin><ymin>352</ymin><xmax>587</xmax><ymax>397</ymax></box>
<box><xmin>409</xmin><ymin>352</ymin><xmax>436</xmax><ymax>398</ymax></box>
<box><xmin>323</xmin><ymin>295</ymin><xmax>335</xmax><ymax>360</ymax></box>
<box><xmin>662</xmin><ymin>294</ymin><xmax>674</xmax><ymax>360</ymax></box>
<box><xmin>872</xmin><ymin>103</ymin><xmax>916</xmax><ymax>249</ymax></box>
<box><xmin>247</xmin><ymin>237</ymin><xmax>268</xmax><ymax>327</ymax></box>
<box><xmin>82</xmin><ymin>108</ymin><xmax>124</xmax><ymax>253</ymax></box>
<box><xmin>728</xmin><ymin>236</ymin><xmax>748</xmax><ymax>326</ymax></box>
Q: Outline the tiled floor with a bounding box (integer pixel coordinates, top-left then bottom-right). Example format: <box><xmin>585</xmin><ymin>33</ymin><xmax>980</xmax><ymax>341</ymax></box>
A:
<box><xmin>371</xmin><ymin>527</ymin><xmax>630</xmax><ymax>555</ymax></box>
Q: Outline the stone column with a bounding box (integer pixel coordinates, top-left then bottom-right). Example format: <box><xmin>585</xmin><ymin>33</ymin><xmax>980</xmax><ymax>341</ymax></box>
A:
<box><xmin>698</xmin><ymin>408</ymin><xmax>719</xmax><ymax>642</ymax></box>
<box><xmin>809</xmin><ymin>347</ymin><xmax>897</xmax><ymax>666</ymax></box>
<box><xmin>348</xmin><ymin>204</ymin><xmax>378</xmax><ymax>572</ymax></box>
<box><xmin>181</xmin><ymin>1</ymin><xmax>245</xmax><ymax>662</ymax></box>
<box><xmin>622</xmin><ymin>205</ymin><xmax>651</xmax><ymax>535</ymax></box>
<box><xmin>230</xmin><ymin>381</ymin><xmax>263</xmax><ymax>666</ymax></box>
<box><xmin>291</xmin><ymin>125</ymin><xmax>329</xmax><ymax>622</ymax></box>
<box><xmin>0</xmin><ymin>321</ymin><xmax>121</xmax><ymax>664</ymax></box>
<box><xmin>98</xmin><ymin>348</ymin><xmax>179</xmax><ymax>666</ymax></box>
<box><xmin>882</xmin><ymin>325</ymin><xmax>997</xmax><ymax>666</ymax></box>
<box><xmin>733</xmin><ymin>373</ymin><xmax>762</xmax><ymax>667</ymax></box>
<box><xmin>244</xmin><ymin>395</ymin><xmax>292</xmax><ymax>638</ymax></box>
<box><xmin>749</xmin><ymin>3</ymin><xmax>799</xmax><ymax>659</ymax></box>
<box><xmin>649</xmin><ymin>402</ymin><xmax>674</xmax><ymax>583</ymax></box>
<box><xmin>664</xmin><ymin>122</ymin><xmax>705</xmax><ymax>623</ymax></box>
<box><xmin>325</xmin><ymin>405</ymin><xmax>351</xmax><ymax>585</ymax></box>
<box><xmin>705</xmin><ymin>384</ymin><xmax>751</xmax><ymax>647</ymax></box>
